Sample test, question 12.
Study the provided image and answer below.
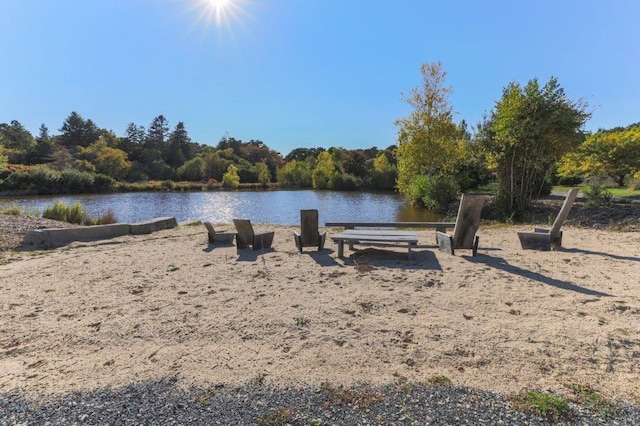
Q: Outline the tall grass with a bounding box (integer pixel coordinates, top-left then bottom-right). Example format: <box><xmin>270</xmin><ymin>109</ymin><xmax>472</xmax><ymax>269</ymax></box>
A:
<box><xmin>42</xmin><ymin>202</ymin><xmax>71</xmax><ymax>222</ymax></box>
<box><xmin>66</xmin><ymin>202</ymin><xmax>87</xmax><ymax>224</ymax></box>
<box><xmin>42</xmin><ymin>202</ymin><xmax>119</xmax><ymax>225</ymax></box>
<box><xmin>0</xmin><ymin>204</ymin><xmax>35</xmax><ymax>216</ymax></box>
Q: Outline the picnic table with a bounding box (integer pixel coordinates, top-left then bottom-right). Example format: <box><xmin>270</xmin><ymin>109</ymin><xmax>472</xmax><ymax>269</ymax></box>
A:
<box><xmin>330</xmin><ymin>229</ymin><xmax>419</xmax><ymax>259</ymax></box>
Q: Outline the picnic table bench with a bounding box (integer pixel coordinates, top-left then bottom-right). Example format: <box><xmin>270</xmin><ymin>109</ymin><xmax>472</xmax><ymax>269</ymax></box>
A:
<box><xmin>325</xmin><ymin>221</ymin><xmax>455</xmax><ymax>232</ymax></box>
<box><xmin>330</xmin><ymin>229</ymin><xmax>420</xmax><ymax>259</ymax></box>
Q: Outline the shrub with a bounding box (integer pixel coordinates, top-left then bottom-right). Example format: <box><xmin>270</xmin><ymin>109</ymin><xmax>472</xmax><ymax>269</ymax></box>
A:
<box><xmin>161</xmin><ymin>180</ymin><xmax>175</xmax><ymax>190</ymax></box>
<box><xmin>29</xmin><ymin>167</ymin><xmax>63</xmax><ymax>194</ymax></box>
<box><xmin>405</xmin><ymin>174</ymin><xmax>459</xmax><ymax>210</ymax></box>
<box><xmin>584</xmin><ymin>177</ymin><xmax>612</xmax><ymax>206</ymax></box>
<box><xmin>404</xmin><ymin>175</ymin><xmax>430</xmax><ymax>206</ymax></box>
<box><xmin>1</xmin><ymin>170</ymin><xmax>31</xmax><ymax>192</ymax></box>
<box><xmin>42</xmin><ymin>201</ymin><xmax>87</xmax><ymax>224</ymax></box>
<box><xmin>60</xmin><ymin>169</ymin><xmax>95</xmax><ymax>193</ymax></box>
<box><xmin>331</xmin><ymin>173</ymin><xmax>361</xmax><ymax>190</ymax></box>
<box><xmin>0</xmin><ymin>167</ymin><xmax>62</xmax><ymax>194</ymax></box>
<box><xmin>42</xmin><ymin>201</ymin><xmax>70</xmax><ymax>222</ymax></box>
<box><xmin>83</xmin><ymin>208</ymin><xmax>117</xmax><ymax>225</ymax></box>
<box><xmin>0</xmin><ymin>204</ymin><xmax>26</xmax><ymax>215</ymax></box>
<box><xmin>66</xmin><ymin>202</ymin><xmax>87</xmax><ymax>224</ymax></box>
<box><xmin>557</xmin><ymin>175</ymin><xmax>583</xmax><ymax>186</ymax></box>
<box><xmin>206</xmin><ymin>178</ymin><xmax>219</xmax><ymax>189</ymax></box>
<box><xmin>93</xmin><ymin>174</ymin><xmax>115</xmax><ymax>193</ymax></box>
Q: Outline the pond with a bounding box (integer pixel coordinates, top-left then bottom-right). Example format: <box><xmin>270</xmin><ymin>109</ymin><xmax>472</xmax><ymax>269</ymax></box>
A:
<box><xmin>0</xmin><ymin>190</ymin><xmax>446</xmax><ymax>225</ymax></box>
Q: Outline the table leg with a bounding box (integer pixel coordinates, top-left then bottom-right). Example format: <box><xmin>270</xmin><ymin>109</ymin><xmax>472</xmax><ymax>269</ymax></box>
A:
<box><xmin>337</xmin><ymin>241</ymin><xmax>344</xmax><ymax>258</ymax></box>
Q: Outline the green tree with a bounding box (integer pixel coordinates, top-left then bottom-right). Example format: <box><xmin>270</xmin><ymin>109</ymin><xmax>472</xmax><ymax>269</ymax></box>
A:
<box><xmin>254</xmin><ymin>162</ymin><xmax>271</xmax><ymax>187</ymax></box>
<box><xmin>312</xmin><ymin>151</ymin><xmax>336</xmax><ymax>189</ymax></box>
<box><xmin>558</xmin><ymin>125</ymin><xmax>640</xmax><ymax>186</ymax></box>
<box><xmin>0</xmin><ymin>120</ymin><xmax>36</xmax><ymax>162</ymax></box>
<box><xmin>222</xmin><ymin>164</ymin><xmax>240</xmax><ymax>188</ymax></box>
<box><xmin>177</xmin><ymin>157</ymin><xmax>204</xmax><ymax>181</ymax></box>
<box><xmin>59</xmin><ymin>112</ymin><xmax>100</xmax><ymax>148</ymax></box>
<box><xmin>202</xmin><ymin>150</ymin><xmax>232</xmax><ymax>181</ymax></box>
<box><xmin>276</xmin><ymin>159</ymin><xmax>313</xmax><ymax>187</ymax></box>
<box><xmin>371</xmin><ymin>153</ymin><xmax>397</xmax><ymax>190</ymax></box>
<box><xmin>481</xmin><ymin>77</ymin><xmax>590</xmax><ymax>213</ymax></box>
<box><xmin>122</xmin><ymin>122</ymin><xmax>146</xmax><ymax>162</ymax></box>
<box><xmin>395</xmin><ymin>62</ymin><xmax>462</xmax><ymax>206</ymax></box>
<box><xmin>284</xmin><ymin>147</ymin><xmax>325</xmax><ymax>162</ymax></box>
<box><xmin>342</xmin><ymin>150</ymin><xmax>369</xmax><ymax>179</ymax></box>
<box><xmin>145</xmin><ymin>115</ymin><xmax>169</xmax><ymax>153</ymax></box>
<box><xmin>32</xmin><ymin>124</ymin><xmax>55</xmax><ymax>164</ymax></box>
<box><xmin>166</xmin><ymin>121</ymin><xmax>193</xmax><ymax>168</ymax></box>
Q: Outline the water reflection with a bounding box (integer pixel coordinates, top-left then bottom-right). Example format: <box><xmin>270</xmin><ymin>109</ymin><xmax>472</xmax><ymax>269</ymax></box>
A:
<box><xmin>0</xmin><ymin>190</ymin><xmax>445</xmax><ymax>225</ymax></box>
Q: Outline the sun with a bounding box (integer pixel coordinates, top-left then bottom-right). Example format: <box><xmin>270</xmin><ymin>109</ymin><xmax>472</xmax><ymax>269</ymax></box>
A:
<box><xmin>206</xmin><ymin>0</ymin><xmax>230</xmax><ymax>23</ymax></box>
<box><xmin>190</xmin><ymin>0</ymin><xmax>248</xmax><ymax>29</ymax></box>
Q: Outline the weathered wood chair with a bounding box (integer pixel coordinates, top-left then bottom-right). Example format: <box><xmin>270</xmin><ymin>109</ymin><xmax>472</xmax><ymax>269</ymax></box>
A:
<box><xmin>203</xmin><ymin>222</ymin><xmax>236</xmax><ymax>244</ymax></box>
<box><xmin>293</xmin><ymin>209</ymin><xmax>326</xmax><ymax>253</ymax></box>
<box><xmin>232</xmin><ymin>219</ymin><xmax>275</xmax><ymax>250</ymax></box>
<box><xmin>517</xmin><ymin>187</ymin><xmax>579</xmax><ymax>251</ymax></box>
<box><xmin>436</xmin><ymin>194</ymin><xmax>488</xmax><ymax>256</ymax></box>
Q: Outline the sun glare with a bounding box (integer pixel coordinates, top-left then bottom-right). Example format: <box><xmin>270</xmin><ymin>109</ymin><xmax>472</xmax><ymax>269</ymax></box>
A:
<box><xmin>207</xmin><ymin>0</ymin><xmax>230</xmax><ymax>25</ymax></box>
<box><xmin>189</xmin><ymin>0</ymin><xmax>250</xmax><ymax>30</ymax></box>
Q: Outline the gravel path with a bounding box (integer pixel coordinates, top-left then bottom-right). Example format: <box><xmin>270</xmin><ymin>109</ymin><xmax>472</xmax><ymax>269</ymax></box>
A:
<box><xmin>2</xmin><ymin>379</ymin><xmax>639</xmax><ymax>425</ymax></box>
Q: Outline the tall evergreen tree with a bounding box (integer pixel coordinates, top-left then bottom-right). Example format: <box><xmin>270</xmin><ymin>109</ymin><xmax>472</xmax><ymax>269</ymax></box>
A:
<box><xmin>59</xmin><ymin>111</ymin><xmax>99</xmax><ymax>148</ymax></box>
<box><xmin>122</xmin><ymin>123</ymin><xmax>146</xmax><ymax>162</ymax></box>
<box><xmin>166</xmin><ymin>122</ymin><xmax>191</xmax><ymax>168</ymax></box>
<box><xmin>32</xmin><ymin>123</ymin><xmax>55</xmax><ymax>164</ymax></box>
<box><xmin>145</xmin><ymin>115</ymin><xmax>169</xmax><ymax>153</ymax></box>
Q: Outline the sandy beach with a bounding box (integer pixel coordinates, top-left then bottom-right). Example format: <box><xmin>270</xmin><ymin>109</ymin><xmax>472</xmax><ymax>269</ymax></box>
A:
<box><xmin>1</xmin><ymin>223</ymin><xmax>639</xmax><ymax>404</ymax></box>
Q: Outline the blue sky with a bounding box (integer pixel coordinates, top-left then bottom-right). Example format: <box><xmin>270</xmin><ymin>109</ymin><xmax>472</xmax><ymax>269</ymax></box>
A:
<box><xmin>2</xmin><ymin>0</ymin><xmax>638</xmax><ymax>156</ymax></box>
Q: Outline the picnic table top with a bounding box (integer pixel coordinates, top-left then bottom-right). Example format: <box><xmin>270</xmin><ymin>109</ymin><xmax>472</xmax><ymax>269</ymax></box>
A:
<box><xmin>331</xmin><ymin>230</ymin><xmax>419</xmax><ymax>243</ymax></box>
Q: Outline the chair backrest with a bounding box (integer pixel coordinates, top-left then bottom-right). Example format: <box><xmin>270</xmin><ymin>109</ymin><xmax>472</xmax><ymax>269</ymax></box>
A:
<box><xmin>204</xmin><ymin>221</ymin><xmax>215</xmax><ymax>236</ymax></box>
<box><xmin>299</xmin><ymin>209</ymin><xmax>320</xmax><ymax>246</ymax></box>
<box><xmin>452</xmin><ymin>194</ymin><xmax>487</xmax><ymax>249</ymax></box>
<box><xmin>203</xmin><ymin>221</ymin><xmax>215</xmax><ymax>242</ymax></box>
<box><xmin>233</xmin><ymin>219</ymin><xmax>255</xmax><ymax>247</ymax></box>
<box><xmin>549</xmin><ymin>187</ymin><xmax>579</xmax><ymax>238</ymax></box>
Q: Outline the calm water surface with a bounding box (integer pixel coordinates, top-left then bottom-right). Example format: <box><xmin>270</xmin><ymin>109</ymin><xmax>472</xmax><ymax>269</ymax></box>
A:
<box><xmin>0</xmin><ymin>190</ymin><xmax>444</xmax><ymax>225</ymax></box>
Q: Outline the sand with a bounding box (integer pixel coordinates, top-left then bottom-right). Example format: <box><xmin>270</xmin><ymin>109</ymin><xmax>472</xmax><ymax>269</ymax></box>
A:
<box><xmin>1</xmin><ymin>224</ymin><xmax>639</xmax><ymax>403</ymax></box>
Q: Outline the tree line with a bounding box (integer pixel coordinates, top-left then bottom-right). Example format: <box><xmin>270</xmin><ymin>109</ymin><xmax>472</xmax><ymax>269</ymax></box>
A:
<box><xmin>0</xmin><ymin>113</ymin><xmax>398</xmax><ymax>194</ymax></box>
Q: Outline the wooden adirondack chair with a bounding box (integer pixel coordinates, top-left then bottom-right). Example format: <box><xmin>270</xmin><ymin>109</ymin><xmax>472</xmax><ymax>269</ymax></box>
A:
<box><xmin>232</xmin><ymin>219</ymin><xmax>275</xmax><ymax>250</ymax></box>
<box><xmin>293</xmin><ymin>209</ymin><xmax>326</xmax><ymax>253</ymax></box>
<box><xmin>436</xmin><ymin>194</ymin><xmax>488</xmax><ymax>256</ymax></box>
<box><xmin>517</xmin><ymin>187</ymin><xmax>579</xmax><ymax>251</ymax></box>
<box><xmin>203</xmin><ymin>222</ymin><xmax>236</xmax><ymax>244</ymax></box>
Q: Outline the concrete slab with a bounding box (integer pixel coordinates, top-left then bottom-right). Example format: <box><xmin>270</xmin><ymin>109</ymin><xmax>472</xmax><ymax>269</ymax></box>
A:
<box><xmin>22</xmin><ymin>217</ymin><xmax>179</xmax><ymax>248</ymax></box>
<box><xmin>23</xmin><ymin>223</ymin><xmax>131</xmax><ymax>248</ymax></box>
<box><xmin>129</xmin><ymin>217</ymin><xmax>178</xmax><ymax>235</ymax></box>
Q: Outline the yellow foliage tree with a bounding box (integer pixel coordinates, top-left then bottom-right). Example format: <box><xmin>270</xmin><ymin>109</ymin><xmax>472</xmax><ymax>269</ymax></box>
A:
<box><xmin>80</xmin><ymin>138</ymin><xmax>131</xmax><ymax>180</ymax></box>
<box><xmin>558</xmin><ymin>126</ymin><xmax>640</xmax><ymax>186</ymax></box>
<box><xmin>222</xmin><ymin>164</ymin><xmax>241</xmax><ymax>188</ymax></box>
